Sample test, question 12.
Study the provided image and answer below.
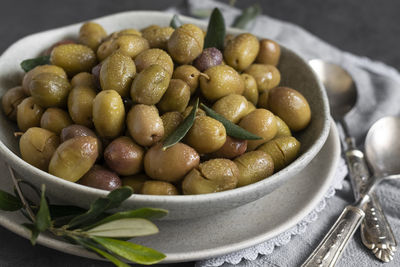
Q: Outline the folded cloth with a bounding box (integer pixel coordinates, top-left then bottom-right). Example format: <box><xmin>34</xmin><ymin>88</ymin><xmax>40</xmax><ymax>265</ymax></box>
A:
<box><xmin>168</xmin><ymin>1</ymin><xmax>400</xmax><ymax>266</ymax></box>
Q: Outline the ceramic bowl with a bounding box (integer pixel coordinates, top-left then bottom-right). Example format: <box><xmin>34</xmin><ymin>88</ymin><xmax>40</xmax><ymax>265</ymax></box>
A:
<box><xmin>0</xmin><ymin>11</ymin><xmax>330</xmax><ymax>220</ymax></box>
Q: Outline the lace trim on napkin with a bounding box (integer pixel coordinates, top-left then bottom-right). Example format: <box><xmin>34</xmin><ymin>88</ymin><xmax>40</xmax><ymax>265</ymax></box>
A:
<box><xmin>197</xmin><ymin>158</ymin><xmax>348</xmax><ymax>267</ymax></box>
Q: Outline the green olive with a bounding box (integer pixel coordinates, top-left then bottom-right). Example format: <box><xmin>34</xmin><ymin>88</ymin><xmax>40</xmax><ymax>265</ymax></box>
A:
<box><xmin>51</xmin><ymin>44</ymin><xmax>97</xmax><ymax>76</ymax></box>
<box><xmin>1</xmin><ymin>86</ymin><xmax>28</xmax><ymax>121</ymax></box>
<box><xmin>182</xmin><ymin>159</ymin><xmax>239</xmax><ymax>195</ymax></box>
<box><xmin>212</xmin><ymin>94</ymin><xmax>248</xmax><ymax>123</ymax></box>
<box><xmin>49</xmin><ymin>136</ymin><xmax>98</xmax><ymax>182</ymax></box>
<box><xmin>224</xmin><ymin>33</ymin><xmax>260</xmax><ymax>71</ymax></box>
<box><xmin>161</xmin><ymin>111</ymin><xmax>183</xmax><ymax>141</ymax></box>
<box><xmin>67</xmin><ymin>85</ymin><xmax>96</xmax><ymax>128</ymax></box>
<box><xmin>257</xmin><ymin>90</ymin><xmax>269</xmax><ymax>109</ymax></box>
<box><xmin>241</xmin><ymin>74</ymin><xmax>258</xmax><ymax>105</ymax></box>
<box><xmin>256</xmin><ymin>39</ymin><xmax>281</xmax><ymax>66</ymax></box>
<box><xmin>111</xmin><ymin>34</ymin><xmax>150</xmax><ymax>59</ymax></box>
<box><xmin>210</xmin><ymin>136</ymin><xmax>247</xmax><ymax>159</ymax></box>
<box><xmin>182</xmin><ymin>106</ymin><xmax>206</xmax><ymax>119</ymax></box>
<box><xmin>185</xmin><ymin>116</ymin><xmax>226</xmax><ymax>154</ymax></box>
<box><xmin>17</xmin><ymin>97</ymin><xmax>44</xmax><ymax>132</ymax></box>
<box><xmin>234</xmin><ymin>150</ymin><xmax>274</xmax><ymax>187</ymax></box>
<box><xmin>141</xmin><ymin>25</ymin><xmax>174</xmax><ymax>50</ymax></box>
<box><xmin>244</xmin><ymin>64</ymin><xmax>281</xmax><ymax>92</ymax></box>
<box><xmin>275</xmin><ymin>116</ymin><xmax>292</xmax><ymax>137</ymax></box>
<box><xmin>134</xmin><ymin>48</ymin><xmax>173</xmax><ymax>75</ymax></box>
<box><xmin>172</xmin><ymin>65</ymin><xmax>200</xmax><ymax>95</ymax></box>
<box><xmin>141</xmin><ymin>181</ymin><xmax>179</xmax><ymax>195</ymax></box>
<box><xmin>167</xmin><ymin>24</ymin><xmax>204</xmax><ymax>64</ymax></box>
<box><xmin>243</xmin><ymin>101</ymin><xmax>256</xmax><ymax>117</ymax></box>
<box><xmin>79</xmin><ymin>165</ymin><xmax>122</xmax><ymax>191</ymax></box>
<box><xmin>93</xmin><ymin>90</ymin><xmax>125</xmax><ymax>139</ymax></box>
<box><xmin>126</xmin><ymin>104</ymin><xmax>164</xmax><ymax>147</ymax></box>
<box><xmin>40</xmin><ymin>108</ymin><xmax>72</xmax><ymax>135</ymax></box>
<box><xmin>71</xmin><ymin>72</ymin><xmax>97</xmax><ymax>88</ymax></box>
<box><xmin>268</xmin><ymin>87</ymin><xmax>311</xmax><ymax>131</ymax></box>
<box><xmin>158</xmin><ymin>79</ymin><xmax>190</xmax><ymax>113</ymax></box>
<box><xmin>258</xmin><ymin>136</ymin><xmax>300</xmax><ymax>171</ymax></box>
<box><xmin>29</xmin><ymin>72</ymin><xmax>71</xmax><ymax>108</ymax></box>
<box><xmin>130</xmin><ymin>64</ymin><xmax>170</xmax><ymax>105</ymax></box>
<box><xmin>100</xmin><ymin>52</ymin><xmax>136</xmax><ymax>97</ymax></box>
<box><xmin>107</xmin><ymin>29</ymin><xmax>142</xmax><ymax>40</ymax></box>
<box><xmin>122</xmin><ymin>174</ymin><xmax>148</xmax><ymax>193</ymax></box>
<box><xmin>19</xmin><ymin>127</ymin><xmax>60</xmax><ymax>171</ymax></box>
<box><xmin>144</xmin><ymin>142</ymin><xmax>200</xmax><ymax>182</ymax></box>
<box><xmin>96</xmin><ymin>39</ymin><xmax>114</xmax><ymax>61</ymax></box>
<box><xmin>200</xmin><ymin>65</ymin><xmax>245</xmax><ymax>102</ymax></box>
<box><xmin>104</xmin><ymin>136</ymin><xmax>144</xmax><ymax>176</ymax></box>
<box><xmin>239</xmin><ymin>108</ymin><xmax>278</xmax><ymax>151</ymax></box>
<box><xmin>22</xmin><ymin>65</ymin><xmax>67</xmax><ymax>95</ymax></box>
<box><xmin>79</xmin><ymin>22</ymin><xmax>107</xmax><ymax>51</ymax></box>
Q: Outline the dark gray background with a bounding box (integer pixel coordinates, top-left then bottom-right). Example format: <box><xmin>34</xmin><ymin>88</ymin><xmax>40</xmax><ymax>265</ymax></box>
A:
<box><xmin>0</xmin><ymin>0</ymin><xmax>398</xmax><ymax>266</ymax></box>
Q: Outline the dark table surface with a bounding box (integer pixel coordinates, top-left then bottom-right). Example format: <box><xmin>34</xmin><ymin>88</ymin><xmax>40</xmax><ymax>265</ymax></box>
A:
<box><xmin>0</xmin><ymin>0</ymin><xmax>399</xmax><ymax>266</ymax></box>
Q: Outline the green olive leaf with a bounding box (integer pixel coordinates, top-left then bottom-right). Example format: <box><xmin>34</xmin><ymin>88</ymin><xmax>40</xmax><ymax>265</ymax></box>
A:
<box><xmin>34</xmin><ymin>184</ymin><xmax>51</xmax><ymax>232</ymax></box>
<box><xmin>20</xmin><ymin>55</ymin><xmax>50</xmax><ymax>72</ymax></box>
<box><xmin>106</xmin><ymin>186</ymin><xmax>133</xmax><ymax>210</ymax></box>
<box><xmin>204</xmin><ymin>8</ymin><xmax>226</xmax><ymax>50</ymax></box>
<box><xmin>92</xmin><ymin>236</ymin><xmax>166</xmax><ymax>265</ymax></box>
<box><xmin>83</xmin><ymin>208</ymin><xmax>168</xmax><ymax>230</ymax></box>
<box><xmin>201</xmin><ymin>103</ymin><xmax>262</xmax><ymax>140</ymax></box>
<box><xmin>232</xmin><ymin>4</ymin><xmax>262</xmax><ymax>29</ymax></box>
<box><xmin>170</xmin><ymin>14</ymin><xmax>182</xmax><ymax>29</ymax></box>
<box><xmin>22</xmin><ymin>223</ymin><xmax>40</xmax><ymax>245</ymax></box>
<box><xmin>0</xmin><ymin>190</ymin><xmax>22</xmax><ymax>211</ymax></box>
<box><xmin>74</xmin><ymin>237</ymin><xmax>131</xmax><ymax>267</ymax></box>
<box><xmin>49</xmin><ymin>204</ymin><xmax>86</xmax><ymax>219</ymax></box>
<box><xmin>163</xmin><ymin>98</ymin><xmax>199</xmax><ymax>150</ymax></box>
<box><xmin>86</xmin><ymin>218</ymin><xmax>159</xmax><ymax>238</ymax></box>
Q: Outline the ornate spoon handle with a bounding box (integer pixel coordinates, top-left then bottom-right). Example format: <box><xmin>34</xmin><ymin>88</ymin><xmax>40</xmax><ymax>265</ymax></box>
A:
<box><xmin>302</xmin><ymin>206</ymin><xmax>365</xmax><ymax>267</ymax></box>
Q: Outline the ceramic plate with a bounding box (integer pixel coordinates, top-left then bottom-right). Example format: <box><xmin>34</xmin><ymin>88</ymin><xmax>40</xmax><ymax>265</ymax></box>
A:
<box><xmin>0</xmin><ymin>121</ymin><xmax>340</xmax><ymax>263</ymax></box>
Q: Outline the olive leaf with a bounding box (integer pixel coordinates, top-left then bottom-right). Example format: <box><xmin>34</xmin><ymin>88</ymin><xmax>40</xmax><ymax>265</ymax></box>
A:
<box><xmin>92</xmin><ymin>236</ymin><xmax>166</xmax><ymax>265</ymax></box>
<box><xmin>232</xmin><ymin>4</ymin><xmax>262</xmax><ymax>29</ymax></box>
<box><xmin>34</xmin><ymin>184</ymin><xmax>51</xmax><ymax>232</ymax></box>
<box><xmin>0</xmin><ymin>190</ymin><xmax>22</xmax><ymax>211</ymax></box>
<box><xmin>83</xmin><ymin>208</ymin><xmax>168</xmax><ymax>230</ymax></box>
<box><xmin>201</xmin><ymin>103</ymin><xmax>262</xmax><ymax>140</ymax></box>
<box><xmin>170</xmin><ymin>14</ymin><xmax>182</xmax><ymax>29</ymax></box>
<box><xmin>204</xmin><ymin>8</ymin><xmax>226</xmax><ymax>50</ymax></box>
<box><xmin>75</xmin><ymin>237</ymin><xmax>131</xmax><ymax>267</ymax></box>
<box><xmin>106</xmin><ymin>186</ymin><xmax>133</xmax><ymax>210</ymax></box>
<box><xmin>163</xmin><ymin>98</ymin><xmax>199</xmax><ymax>150</ymax></box>
<box><xmin>20</xmin><ymin>55</ymin><xmax>50</xmax><ymax>72</ymax></box>
<box><xmin>86</xmin><ymin>218</ymin><xmax>159</xmax><ymax>238</ymax></box>
<box><xmin>22</xmin><ymin>223</ymin><xmax>40</xmax><ymax>245</ymax></box>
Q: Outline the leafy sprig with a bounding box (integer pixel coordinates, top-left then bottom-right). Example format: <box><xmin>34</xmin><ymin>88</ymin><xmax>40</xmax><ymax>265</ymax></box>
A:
<box><xmin>0</xmin><ymin>167</ymin><xmax>167</xmax><ymax>266</ymax></box>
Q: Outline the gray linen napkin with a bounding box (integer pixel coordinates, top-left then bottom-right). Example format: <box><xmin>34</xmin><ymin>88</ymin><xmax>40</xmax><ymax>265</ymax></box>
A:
<box><xmin>169</xmin><ymin>0</ymin><xmax>400</xmax><ymax>266</ymax></box>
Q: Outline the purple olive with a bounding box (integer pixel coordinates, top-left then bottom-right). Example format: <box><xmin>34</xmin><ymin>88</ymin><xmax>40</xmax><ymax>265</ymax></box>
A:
<box><xmin>193</xmin><ymin>47</ymin><xmax>223</xmax><ymax>72</ymax></box>
<box><xmin>79</xmin><ymin>165</ymin><xmax>122</xmax><ymax>191</ymax></box>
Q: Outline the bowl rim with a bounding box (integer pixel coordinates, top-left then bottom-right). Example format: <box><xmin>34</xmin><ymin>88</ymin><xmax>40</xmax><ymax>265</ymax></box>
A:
<box><xmin>0</xmin><ymin>10</ymin><xmax>331</xmax><ymax>204</ymax></box>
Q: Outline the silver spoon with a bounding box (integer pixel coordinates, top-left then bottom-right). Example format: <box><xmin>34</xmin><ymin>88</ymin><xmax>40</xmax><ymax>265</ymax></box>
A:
<box><xmin>309</xmin><ymin>59</ymin><xmax>397</xmax><ymax>262</ymax></box>
<box><xmin>302</xmin><ymin>116</ymin><xmax>400</xmax><ymax>266</ymax></box>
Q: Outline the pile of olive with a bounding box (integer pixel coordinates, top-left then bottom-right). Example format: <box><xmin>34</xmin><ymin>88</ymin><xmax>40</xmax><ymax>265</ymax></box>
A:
<box><xmin>1</xmin><ymin>21</ymin><xmax>311</xmax><ymax>195</ymax></box>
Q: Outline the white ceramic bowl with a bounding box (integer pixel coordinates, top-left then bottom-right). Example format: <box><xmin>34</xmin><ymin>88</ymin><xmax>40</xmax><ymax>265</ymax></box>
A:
<box><xmin>0</xmin><ymin>11</ymin><xmax>330</xmax><ymax>220</ymax></box>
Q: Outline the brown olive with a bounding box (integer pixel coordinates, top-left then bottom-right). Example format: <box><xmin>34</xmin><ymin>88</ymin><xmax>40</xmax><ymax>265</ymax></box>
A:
<box><xmin>49</xmin><ymin>136</ymin><xmax>98</xmax><ymax>182</ymax></box>
<box><xmin>19</xmin><ymin>127</ymin><xmax>60</xmax><ymax>171</ymax></box>
<box><xmin>256</xmin><ymin>39</ymin><xmax>281</xmax><ymax>66</ymax></box>
<box><xmin>161</xmin><ymin>111</ymin><xmax>183</xmax><ymax>141</ymax></box>
<box><xmin>258</xmin><ymin>136</ymin><xmax>300</xmax><ymax>171</ymax></box>
<box><xmin>141</xmin><ymin>181</ymin><xmax>179</xmax><ymax>195</ymax></box>
<box><xmin>210</xmin><ymin>136</ymin><xmax>247</xmax><ymax>159</ymax></box>
<box><xmin>239</xmin><ymin>109</ymin><xmax>278</xmax><ymax>151</ymax></box>
<box><xmin>104</xmin><ymin>136</ymin><xmax>144</xmax><ymax>176</ymax></box>
<box><xmin>144</xmin><ymin>142</ymin><xmax>200</xmax><ymax>182</ymax></box>
<box><xmin>268</xmin><ymin>87</ymin><xmax>311</xmax><ymax>131</ymax></box>
<box><xmin>193</xmin><ymin>47</ymin><xmax>223</xmax><ymax>72</ymax></box>
<box><xmin>67</xmin><ymin>85</ymin><xmax>96</xmax><ymax>128</ymax></box>
<box><xmin>172</xmin><ymin>65</ymin><xmax>200</xmax><ymax>95</ymax></box>
<box><xmin>224</xmin><ymin>33</ymin><xmax>260</xmax><ymax>71</ymax></box>
<box><xmin>1</xmin><ymin>86</ymin><xmax>28</xmax><ymax>121</ymax></box>
<box><xmin>158</xmin><ymin>79</ymin><xmax>190</xmax><ymax>113</ymax></box>
<box><xmin>185</xmin><ymin>116</ymin><xmax>226</xmax><ymax>154</ymax></box>
<box><xmin>241</xmin><ymin>74</ymin><xmax>258</xmax><ymax>105</ymax></box>
<box><xmin>79</xmin><ymin>22</ymin><xmax>107</xmax><ymax>51</ymax></box>
<box><xmin>234</xmin><ymin>150</ymin><xmax>274</xmax><ymax>187</ymax></box>
<box><xmin>182</xmin><ymin>159</ymin><xmax>239</xmax><ymax>195</ymax></box>
<box><xmin>22</xmin><ymin>65</ymin><xmax>67</xmax><ymax>95</ymax></box>
<box><xmin>122</xmin><ymin>174</ymin><xmax>148</xmax><ymax>193</ymax></box>
<box><xmin>244</xmin><ymin>64</ymin><xmax>281</xmax><ymax>92</ymax></box>
<box><xmin>60</xmin><ymin>124</ymin><xmax>97</xmax><ymax>143</ymax></box>
<box><xmin>134</xmin><ymin>49</ymin><xmax>174</xmax><ymax>75</ymax></box>
<box><xmin>126</xmin><ymin>104</ymin><xmax>164</xmax><ymax>147</ymax></box>
<box><xmin>17</xmin><ymin>96</ymin><xmax>44</xmax><ymax>132</ymax></box>
<box><xmin>79</xmin><ymin>165</ymin><xmax>122</xmax><ymax>191</ymax></box>
<box><xmin>212</xmin><ymin>94</ymin><xmax>249</xmax><ymax>123</ymax></box>
<box><xmin>40</xmin><ymin>108</ymin><xmax>73</xmax><ymax>135</ymax></box>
